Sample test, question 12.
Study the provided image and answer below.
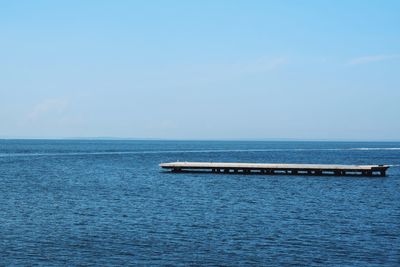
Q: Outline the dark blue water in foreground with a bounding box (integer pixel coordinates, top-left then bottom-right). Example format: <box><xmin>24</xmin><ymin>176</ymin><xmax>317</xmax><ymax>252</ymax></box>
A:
<box><xmin>1</xmin><ymin>140</ymin><xmax>399</xmax><ymax>266</ymax></box>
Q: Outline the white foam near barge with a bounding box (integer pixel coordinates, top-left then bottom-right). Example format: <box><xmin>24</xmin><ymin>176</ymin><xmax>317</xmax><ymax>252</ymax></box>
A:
<box><xmin>160</xmin><ymin>162</ymin><xmax>389</xmax><ymax>177</ymax></box>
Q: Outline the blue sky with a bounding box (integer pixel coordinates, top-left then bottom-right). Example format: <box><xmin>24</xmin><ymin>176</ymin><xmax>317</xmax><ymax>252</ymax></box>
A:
<box><xmin>1</xmin><ymin>1</ymin><xmax>399</xmax><ymax>140</ymax></box>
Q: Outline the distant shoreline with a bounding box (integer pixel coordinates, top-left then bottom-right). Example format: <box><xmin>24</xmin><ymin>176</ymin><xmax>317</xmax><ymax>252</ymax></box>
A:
<box><xmin>1</xmin><ymin>138</ymin><xmax>400</xmax><ymax>142</ymax></box>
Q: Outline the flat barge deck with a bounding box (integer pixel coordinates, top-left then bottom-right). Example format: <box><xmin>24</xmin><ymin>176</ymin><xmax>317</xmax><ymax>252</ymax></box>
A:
<box><xmin>160</xmin><ymin>162</ymin><xmax>389</xmax><ymax>177</ymax></box>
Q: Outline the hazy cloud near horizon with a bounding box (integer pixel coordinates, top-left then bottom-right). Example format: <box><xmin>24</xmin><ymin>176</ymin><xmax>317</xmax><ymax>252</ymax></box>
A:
<box><xmin>1</xmin><ymin>1</ymin><xmax>399</xmax><ymax>140</ymax></box>
<box><xmin>348</xmin><ymin>54</ymin><xmax>400</xmax><ymax>65</ymax></box>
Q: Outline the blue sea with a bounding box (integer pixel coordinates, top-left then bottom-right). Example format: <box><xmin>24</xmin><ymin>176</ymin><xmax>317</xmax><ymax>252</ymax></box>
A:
<box><xmin>0</xmin><ymin>140</ymin><xmax>399</xmax><ymax>266</ymax></box>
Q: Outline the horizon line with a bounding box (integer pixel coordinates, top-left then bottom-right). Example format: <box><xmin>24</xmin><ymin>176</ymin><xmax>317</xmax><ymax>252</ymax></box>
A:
<box><xmin>1</xmin><ymin>137</ymin><xmax>400</xmax><ymax>142</ymax></box>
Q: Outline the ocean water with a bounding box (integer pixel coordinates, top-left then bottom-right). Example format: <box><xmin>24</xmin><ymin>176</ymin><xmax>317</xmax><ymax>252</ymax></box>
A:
<box><xmin>0</xmin><ymin>140</ymin><xmax>399</xmax><ymax>266</ymax></box>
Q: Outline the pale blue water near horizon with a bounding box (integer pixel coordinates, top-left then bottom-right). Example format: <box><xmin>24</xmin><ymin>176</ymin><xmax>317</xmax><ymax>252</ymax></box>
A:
<box><xmin>0</xmin><ymin>140</ymin><xmax>399</xmax><ymax>266</ymax></box>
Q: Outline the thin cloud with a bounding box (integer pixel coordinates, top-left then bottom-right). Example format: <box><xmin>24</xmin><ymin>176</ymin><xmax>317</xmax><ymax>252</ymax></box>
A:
<box><xmin>181</xmin><ymin>57</ymin><xmax>288</xmax><ymax>84</ymax></box>
<box><xmin>348</xmin><ymin>54</ymin><xmax>400</xmax><ymax>65</ymax></box>
<box><xmin>28</xmin><ymin>98</ymin><xmax>69</xmax><ymax>121</ymax></box>
<box><xmin>141</xmin><ymin>57</ymin><xmax>289</xmax><ymax>88</ymax></box>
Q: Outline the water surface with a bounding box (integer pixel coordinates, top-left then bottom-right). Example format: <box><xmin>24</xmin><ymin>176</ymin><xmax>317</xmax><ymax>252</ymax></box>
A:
<box><xmin>1</xmin><ymin>140</ymin><xmax>399</xmax><ymax>266</ymax></box>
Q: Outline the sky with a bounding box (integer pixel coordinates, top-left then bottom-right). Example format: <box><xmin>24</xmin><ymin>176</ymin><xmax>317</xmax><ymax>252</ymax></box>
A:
<box><xmin>1</xmin><ymin>0</ymin><xmax>399</xmax><ymax>140</ymax></box>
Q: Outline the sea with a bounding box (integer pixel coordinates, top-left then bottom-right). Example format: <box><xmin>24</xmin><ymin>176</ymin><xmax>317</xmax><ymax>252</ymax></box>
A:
<box><xmin>0</xmin><ymin>140</ymin><xmax>399</xmax><ymax>266</ymax></box>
